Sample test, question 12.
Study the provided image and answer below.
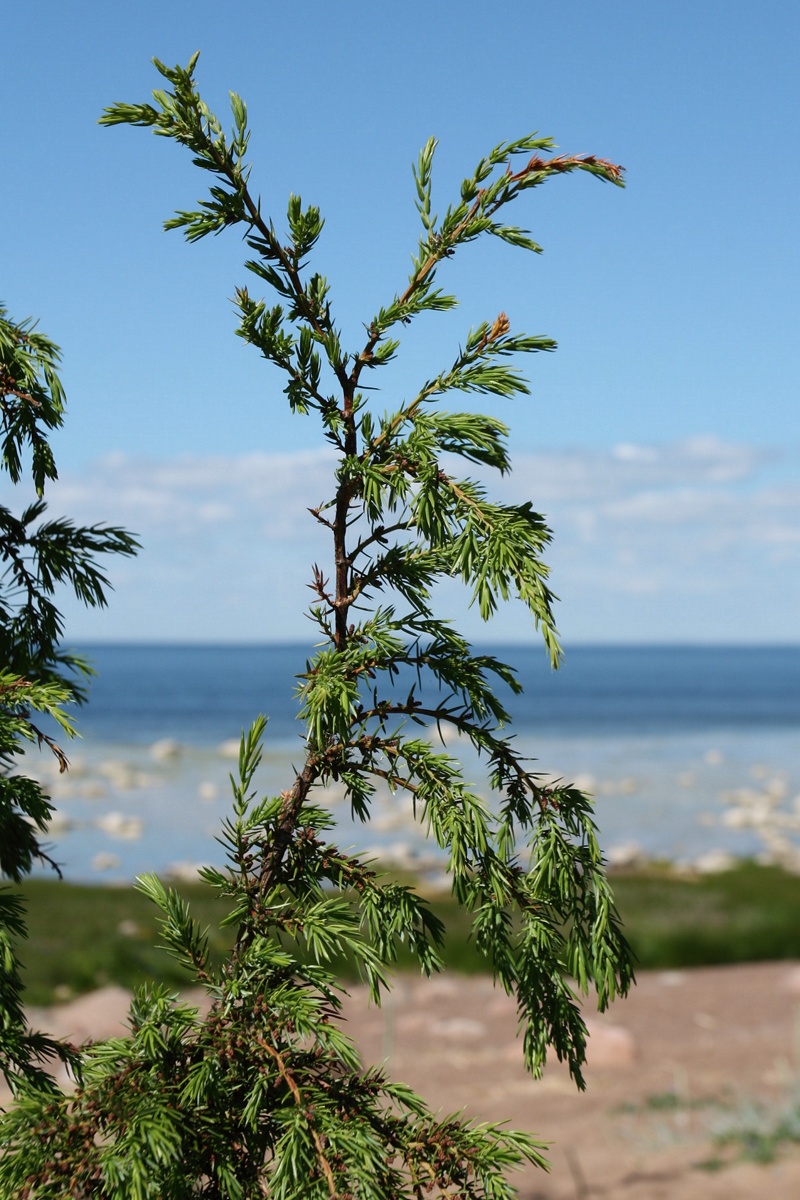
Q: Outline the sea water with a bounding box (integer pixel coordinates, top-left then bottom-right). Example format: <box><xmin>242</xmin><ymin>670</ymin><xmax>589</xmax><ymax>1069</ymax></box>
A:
<box><xmin>22</xmin><ymin>644</ymin><xmax>800</xmax><ymax>882</ymax></box>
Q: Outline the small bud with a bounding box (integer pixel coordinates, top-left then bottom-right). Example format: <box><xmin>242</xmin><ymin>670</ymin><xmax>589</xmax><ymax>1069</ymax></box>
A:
<box><xmin>488</xmin><ymin>312</ymin><xmax>510</xmax><ymax>342</ymax></box>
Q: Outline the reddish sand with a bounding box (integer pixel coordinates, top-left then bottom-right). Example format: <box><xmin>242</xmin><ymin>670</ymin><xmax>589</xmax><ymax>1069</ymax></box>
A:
<box><xmin>341</xmin><ymin>962</ymin><xmax>800</xmax><ymax>1198</ymax></box>
<box><xmin>9</xmin><ymin>961</ymin><xmax>800</xmax><ymax>1198</ymax></box>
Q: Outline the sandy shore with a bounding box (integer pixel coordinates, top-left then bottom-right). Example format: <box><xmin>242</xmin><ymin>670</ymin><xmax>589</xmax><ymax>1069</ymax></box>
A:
<box><xmin>9</xmin><ymin>961</ymin><xmax>800</xmax><ymax>1197</ymax></box>
<box><xmin>344</xmin><ymin>961</ymin><xmax>800</xmax><ymax>1198</ymax></box>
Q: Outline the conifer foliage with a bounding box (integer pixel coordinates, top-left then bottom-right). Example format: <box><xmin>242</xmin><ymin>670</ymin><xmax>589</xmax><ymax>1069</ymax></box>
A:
<box><xmin>0</xmin><ymin>304</ymin><xmax>137</xmax><ymax>1100</ymax></box>
<box><xmin>0</xmin><ymin>55</ymin><xmax>633</xmax><ymax>1198</ymax></box>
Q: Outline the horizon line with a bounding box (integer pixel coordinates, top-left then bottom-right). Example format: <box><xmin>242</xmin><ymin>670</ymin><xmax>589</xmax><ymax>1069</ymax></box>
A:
<box><xmin>64</xmin><ymin>639</ymin><xmax>800</xmax><ymax>650</ymax></box>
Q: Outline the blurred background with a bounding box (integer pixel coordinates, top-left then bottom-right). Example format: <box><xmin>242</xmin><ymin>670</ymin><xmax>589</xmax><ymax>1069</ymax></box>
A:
<box><xmin>3</xmin><ymin>2</ymin><xmax>800</xmax><ymax>927</ymax></box>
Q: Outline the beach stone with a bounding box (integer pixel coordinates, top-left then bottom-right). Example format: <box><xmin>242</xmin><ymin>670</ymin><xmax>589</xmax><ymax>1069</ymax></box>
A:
<box><xmin>45</xmin><ymin>811</ymin><xmax>75</xmax><ymax>835</ymax></box>
<box><xmin>396</xmin><ymin>1012</ymin><xmax>434</xmax><ymax>1035</ymax></box>
<box><xmin>95</xmin><ymin>811</ymin><xmax>143</xmax><ymax>840</ymax></box>
<box><xmin>98</xmin><ymin>760</ymin><xmax>139</xmax><ymax>788</ymax></box>
<box><xmin>431</xmin><ymin>1017</ymin><xmax>486</xmax><ymax>1040</ymax></box>
<box><xmin>584</xmin><ymin>1018</ymin><xmax>636</xmax><ymax>1067</ymax></box>
<box><xmin>165</xmin><ymin>860</ymin><xmax>207</xmax><ymax>882</ymax></box>
<box><xmin>81</xmin><ymin>782</ymin><xmax>108</xmax><ymax>799</ymax></box>
<box><xmin>217</xmin><ymin>739</ymin><xmax>241</xmax><ymax>759</ymax></box>
<box><xmin>91</xmin><ymin>851</ymin><xmax>120</xmax><ymax>872</ymax></box>
<box><xmin>413</xmin><ymin>976</ymin><xmax>462</xmax><ymax>1002</ymax></box>
<box><xmin>33</xmin><ymin>985</ymin><xmax>133</xmax><ymax>1044</ymax></box>
<box><xmin>607</xmin><ymin>841</ymin><xmax>647</xmax><ymax>869</ymax></box>
<box><xmin>694</xmin><ymin>850</ymin><xmax>736</xmax><ymax>874</ymax></box>
<box><xmin>721</xmin><ymin>806</ymin><xmax>753</xmax><ymax>828</ymax></box>
<box><xmin>597</xmin><ymin>776</ymin><xmax>638</xmax><ymax>796</ymax></box>
<box><xmin>422</xmin><ymin>871</ymin><xmax>451</xmax><ymax>892</ymax></box>
<box><xmin>150</xmin><ymin>738</ymin><xmax>182</xmax><ymax>761</ymax></box>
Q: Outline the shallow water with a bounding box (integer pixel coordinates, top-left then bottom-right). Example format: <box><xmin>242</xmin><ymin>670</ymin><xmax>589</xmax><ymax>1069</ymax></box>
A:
<box><xmin>25</xmin><ymin>644</ymin><xmax>800</xmax><ymax>882</ymax></box>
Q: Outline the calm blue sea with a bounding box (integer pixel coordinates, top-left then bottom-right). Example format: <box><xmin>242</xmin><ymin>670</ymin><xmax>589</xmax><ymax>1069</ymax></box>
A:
<box><xmin>72</xmin><ymin>644</ymin><xmax>800</xmax><ymax>743</ymax></box>
<box><xmin>26</xmin><ymin>644</ymin><xmax>800</xmax><ymax>882</ymax></box>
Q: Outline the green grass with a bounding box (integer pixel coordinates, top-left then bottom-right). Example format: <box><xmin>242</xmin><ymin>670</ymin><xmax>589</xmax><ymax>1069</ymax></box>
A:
<box><xmin>711</xmin><ymin>1094</ymin><xmax>800</xmax><ymax>1165</ymax></box>
<box><xmin>13</xmin><ymin>880</ymin><xmax>234</xmax><ymax>1006</ymax></box>
<box><xmin>609</xmin><ymin>861</ymin><xmax>800</xmax><ymax>969</ymax></box>
<box><xmin>11</xmin><ymin>875</ymin><xmax>479</xmax><ymax>1006</ymax></box>
<box><xmin>614</xmin><ymin>1088</ymin><xmax>730</xmax><ymax>1116</ymax></box>
<box><xmin>10</xmin><ymin>861</ymin><xmax>800</xmax><ymax>1006</ymax></box>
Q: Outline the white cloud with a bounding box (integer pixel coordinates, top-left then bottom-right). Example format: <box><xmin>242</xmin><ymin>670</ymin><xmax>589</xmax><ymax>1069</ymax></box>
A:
<box><xmin>492</xmin><ymin>435</ymin><xmax>772</xmax><ymax>506</ymax></box>
<box><xmin>488</xmin><ymin>438</ymin><xmax>798</xmax><ymax>557</ymax></box>
<box><xmin>487</xmin><ymin>437</ymin><xmax>800</xmax><ymax>640</ymax></box>
<box><xmin>1</xmin><ymin>437</ymin><xmax>797</xmax><ymax>642</ymax></box>
<box><xmin>41</xmin><ymin>449</ymin><xmax>339</xmax><ymax>543</ymax></box>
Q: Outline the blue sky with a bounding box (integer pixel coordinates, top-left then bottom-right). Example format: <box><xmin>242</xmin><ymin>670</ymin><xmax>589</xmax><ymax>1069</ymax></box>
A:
<box><xmin>3</xmin><ymin>0</ymin><xmax>799</xmax><ymax>643</ymax></box>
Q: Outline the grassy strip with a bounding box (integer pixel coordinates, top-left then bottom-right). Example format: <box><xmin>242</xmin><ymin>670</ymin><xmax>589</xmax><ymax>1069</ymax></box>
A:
<box><xmin>610</xmin><ymin>860</ymin><xmax>800</xmax><ymax>969</ymax></box>
<box><xmin>10</xmin><ymin>861</ymin><xmax>800</xmax><ymax>1007</ymax></box>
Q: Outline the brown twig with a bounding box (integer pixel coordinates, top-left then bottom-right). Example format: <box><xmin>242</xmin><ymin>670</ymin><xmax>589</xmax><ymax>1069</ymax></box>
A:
<box><xmin>260</xmin><ymin>1040</ymin><xmax>337</xmax><ymax>1198</ymax></box>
